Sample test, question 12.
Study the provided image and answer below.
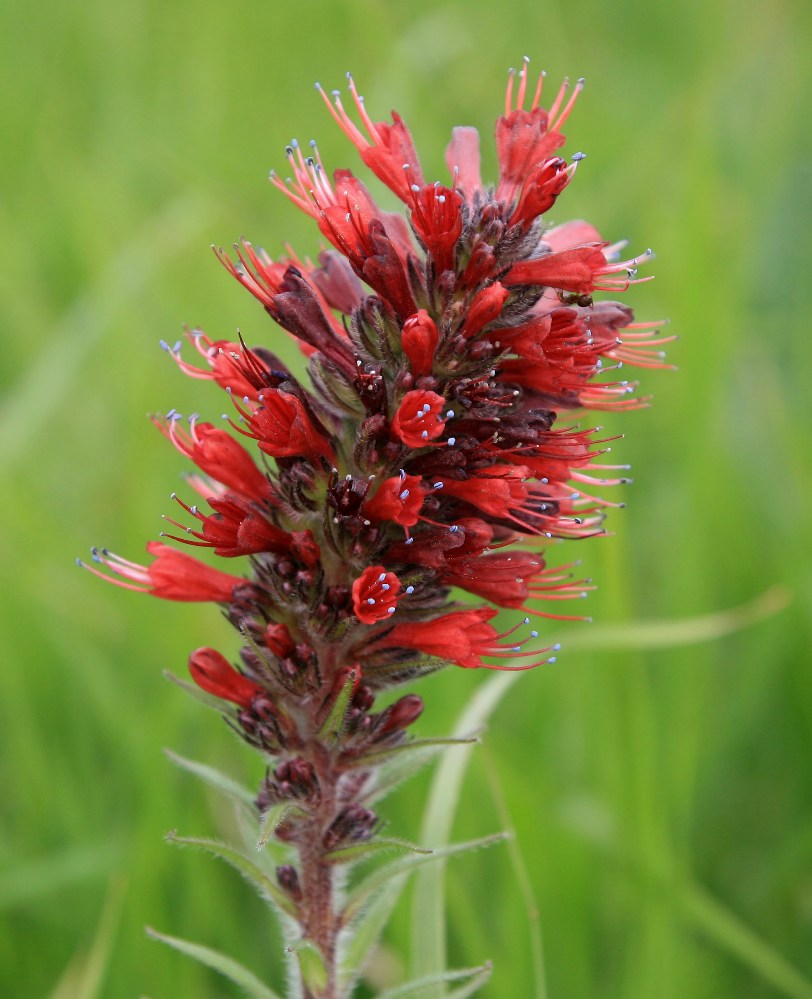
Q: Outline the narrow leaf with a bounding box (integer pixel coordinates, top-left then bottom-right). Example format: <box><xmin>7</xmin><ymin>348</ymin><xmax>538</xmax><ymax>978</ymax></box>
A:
<box><xmin>349</xmin><ymin>736</ymin><xmax>479</xmax><ymax>768</ymax></box>
<box><xmin>343</xmin><ymin>833</ymin><xmax>508</xmax><ymax>927</ymax></box>
<box><xmin>376</xmin><ymin>963</ymin><xmax>492</xmax><ymax>999</ymax></box>
<box><xmin>164</xmin><ymin>748</ymin><xmax>256</xmax><ymax>810</ymax></box>
<box><xmin>338</xmin><ymin>835</ymin><xmax>505</xmax><ymax>996</ymax></box>
<box><xmin>326</xmin><ymin>837</ymin><xmax>432</xmax><ymax>865</ymax></box>
<box><xmin>146</xmin><ymin>927</ymin><xmax>281</xmax><ymax>999</ymax></box>
<box><xmin>166</xmin><ymin>833</ymin><xmax>297</xmax><ymax>917</ymax></box>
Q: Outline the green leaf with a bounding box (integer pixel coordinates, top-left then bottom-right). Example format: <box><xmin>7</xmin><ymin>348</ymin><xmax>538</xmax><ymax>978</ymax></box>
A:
<box><xmin>290</xmin><ymin>939</ymin><xmax>328</xmax><ymax>995</ymax></box>
<box><xmin>375</xmin><ymin>963</ymin><xmax>492</xmax><ymax>999</ymax></box>
<box><xmin>165</xmin><ymin>832</ymin><xmax>297</xmax><ymax>918</ymax></box>
<box><xmin>163</xmin><ymin>748</ymin><xmax>256</xmax><ymax>812</ymax></box>
<box><xmin>343</xmin><ymin>833</ymin><xmax>508</xmax><ymax>927</ymax></box>
<box><xmin>325</xmin><ymin>836</ymin><xmax>432</xmax><ymax>865</ymax></box>
<box><xmin>339</xmin><ymin>835</ymin><xmax>505</xmax><ymax>995</ymax></box>
<box><xmin>145</xmin><ymin>926</ymin><xmax>282</xmax><ymax>999</ymax></box>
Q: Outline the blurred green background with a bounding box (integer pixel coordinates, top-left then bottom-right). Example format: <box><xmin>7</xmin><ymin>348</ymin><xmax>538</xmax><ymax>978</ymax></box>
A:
<box><xmin>2</xmin><ymin>0</ymin><xmax>811</xmax><ymax>996</ymax></box>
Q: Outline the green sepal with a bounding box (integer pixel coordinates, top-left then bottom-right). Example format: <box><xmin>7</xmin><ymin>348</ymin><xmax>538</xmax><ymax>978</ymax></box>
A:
<box><xmin>289</xmin><ymin>939</ymin><xmax>328</xmax><ymax>995</ymax></box>
<box><xmin>257</xmin><ymin>802</ymin><xmax>301</xmax><ymax>851</ymax></box>
<box><xmin>309</xmin><ymin>353</ymin><xmax>366</xmax><ymax>418</ymax></box>
<box><xmin>145</xmin><ymin>926</ymin><xmax>282</xmax><ymax>999</ymax></box>
<box><xmin>325</xmin><ymin>836</ymin><xmax>432</xmax><ymax>865</ymax></box>
<box><xmin>374</xmin><ymin>963</ymin><xmax>492</xmax><ymax>999</ymax></box>
<box><xmin>163</xmin><ymin>748</ymin><xmax>256</xmax><ymax>817</ymax></box>
<box><xmin>318</xmin><ymin>666</ymin><xmax>360</xmax><ymax>744</ymax></box>
<box><xmin>165</xmin><ymin>832</ymin><xmax>297</xmax><ymax>918</ymax></box>
<box><xmin>365</xmin><ymin>657</ymin><xmax>449</xmax><ymax>687</ymax></box>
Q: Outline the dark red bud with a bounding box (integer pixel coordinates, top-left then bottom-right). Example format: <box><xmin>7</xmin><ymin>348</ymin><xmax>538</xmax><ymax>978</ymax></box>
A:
<box><xmin>264</xmin><ymin>622</ymin><xmax>295</xmax><ymax>658</ymax></box>
<box><xmin>379</xmin><ymin>694</ymin><xmax>424</xmax><ymax>735</ymax></box>
<box><xmin>276</xmin><ymin>865</ymin><xmax>302</xmax><ymax>903</ymax></box>
<box><xmin>401</xmin><ymin>310</ymin><xmax>440</xmax><ymax>377</ymax></box>
<box><xmin>323</xmin><ymin>804</ymin><xmax>378</xmax><ymax>850</ymax></box>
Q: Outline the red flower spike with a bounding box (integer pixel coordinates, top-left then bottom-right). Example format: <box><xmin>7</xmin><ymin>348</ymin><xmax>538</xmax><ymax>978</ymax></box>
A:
<box><xmin>401</xmin><ymin>311</ymin><xmax>440</xmax><ymax>377</ymax></box>
<box><xmin>363</xmin><ymin>474</ymin><xmax>425</xmax><ymax>528</ymax></box>
<box><xmin>239</xmin><ymin>389</ymin><xmax>335</xmax><ymax>466</ymax></box>
<box><xmin>390</xmin><ymin>390</ymin><xmax>447</xmax><ymax>448</ymax></box>
<box><xmin>352</xmin><ymin>567</ymin><xmax>402</xmax><ymax>624</ymax></box>
<box><xmin>155</xmin><ymin>416</ymin><xmax>273</xmax><ymax>505</ymax></box>
<box><xmin>189</xmin><ymin>647</ymin><xmax>264</xmax><ymax>707</ymax></box>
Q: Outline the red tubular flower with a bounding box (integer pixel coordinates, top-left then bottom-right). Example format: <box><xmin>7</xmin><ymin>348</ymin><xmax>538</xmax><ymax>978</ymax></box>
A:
<box><xmin>505</xmin><ymin>244</ymin><xmax>610</xmax><ymax>294</ymax></box>
<box><xmin>390</xmin><ymin>390</ymin><xmax>447</xmax><ymax>447</ymax></box>
<box><xmin>460</xmin><ymin>282</ymin><xmax>511</xmax><ymax>339</ymax></box>
<box><xmin>318</xmin><ymin>75</ymin><xmax>424</xmax><ymax>203</ymax></box>
<box><xmin>238</xmin><ymin>389</ymin><xmax>335</xmax><ymax>465</ymax></box>
<box><xmin>363</xmin><ymin>474</ymin><xmax>425</xmax><ymax>527</ymax></box>
<box><xmin>436</xmin><ymin>465</ymin><xmax>531</xmax><ymax>520</ymax></box>
<box><xmin>374</xmin><ymin>608</ymin><xmax>542</xmax><ymax>670</ymax></box>
<box><xmin>189</xmin><ymin>647</ymin><xmax>264</xmax><ymax>707</ymax></box>
<box><xmin>352</xmin><ymin>566</ymin><xmax>402</xmax><ymax>624</ymax></box>
<box><xmin>154</xmin><ymin>416</ymin><xmax>273</xmax><ymax>504</ymax></box>
<box><xmin>83</xmin><ymin>541</ymin><xmax>247</xmax><ymax>602</ymax></box>
<box><xmin>409</xmin><ymin>184</ymin><xmax>463</xmax><ymax>274</ymax></box>
<box><xmin>509</xmin><ymin>156</ymin><xmax>573</xmax><ymax>231</ymax></box>
<box><xmin>495</xmin><ymin>66</ymin><xmax>583</xmax><ymax>202</ymax></box>
<box><xmin>401</xmin><ymin>310</ymin><xmax>440</xmax><ymax>377</ymax></box>
<box><xmin>162</xmin><ymin>493</ymin><xmax>293</xmax><ymax>558</ymax></box>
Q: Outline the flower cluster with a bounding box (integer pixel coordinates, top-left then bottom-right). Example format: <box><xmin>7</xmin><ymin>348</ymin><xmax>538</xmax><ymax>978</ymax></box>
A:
<box><xmin>82</xmin><ymin>61</ymin><xmax>668</xmax><ymax>976</ymax></box>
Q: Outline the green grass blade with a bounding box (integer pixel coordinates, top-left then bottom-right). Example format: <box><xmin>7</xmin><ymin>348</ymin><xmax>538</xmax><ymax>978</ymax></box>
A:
<box><xmin>410</xmin><ymin>671</ymin><xmax>520</xmax><ymax>996</ymax></box>
<box><xmin>680</xmin><ymin>881</ymin><xmax>812</xmax><ymax>999</ymax></box>
<box><xmin>47</xmin><ymin>876</ymin><xmax>126</xmax><ymax>999</ymax></box>
<box><xmin>560</xmin><ymin>584</ymin><xmax>791</xmax><ymax>652</ymax></box>
<box><xmin>482</xmin><ymin>746</ymin><xmax>547</xmax><ymax>999</ymax></box>
<box><xmin>145</xmin><ymin>927</ymin><xmax>282</xmax><ymax>999</ymax></box>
